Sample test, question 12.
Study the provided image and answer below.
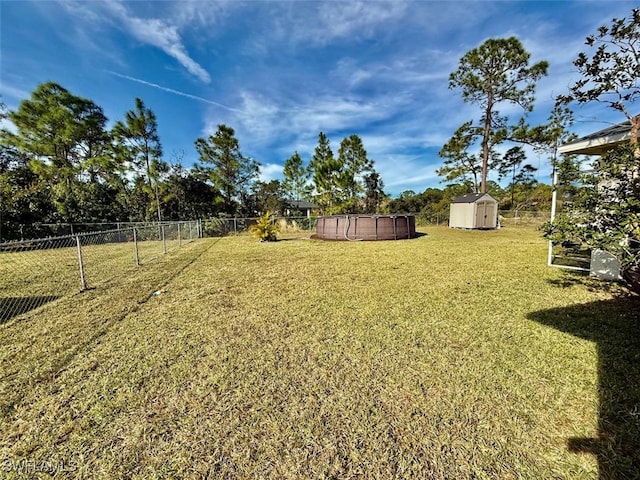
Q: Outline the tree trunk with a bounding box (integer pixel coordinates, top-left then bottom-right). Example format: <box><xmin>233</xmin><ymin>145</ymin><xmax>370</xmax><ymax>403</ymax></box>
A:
<box><xmin>481</xmin><ymin>98</ymin><xmax>493</xmax><ymax>194</ymax></box>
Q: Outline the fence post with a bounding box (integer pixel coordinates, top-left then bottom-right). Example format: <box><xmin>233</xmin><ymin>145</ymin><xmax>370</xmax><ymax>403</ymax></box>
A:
<box><xmin>161</xmin><ymin>225</ymin><xmax>167</xmax><ymax>254</ymax></box>
<box><xmin>178</xmin><ymin>222</ymin><xmax>182</xmax><ymax>247</ymax></box>
<box><xmin>234</xmin><ymin>218</ymin><xmax>237</xmax><ymax>236</ymax></box>
<box><xmin>75</xmin><ymin>235</ymin><xmax>87</xmax><ymax>291</ymax></box>
<box><xmin>133</xmin><ymin>227</ymin><xmax>140</xmax><ymax>266</ymax></box>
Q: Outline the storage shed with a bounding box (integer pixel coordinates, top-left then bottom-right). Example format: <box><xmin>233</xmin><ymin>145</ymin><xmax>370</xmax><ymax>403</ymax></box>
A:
<box><xmin>449</xmin><ymin>193</ymin><xmax>498</xmax><ymax>229</ymax></box>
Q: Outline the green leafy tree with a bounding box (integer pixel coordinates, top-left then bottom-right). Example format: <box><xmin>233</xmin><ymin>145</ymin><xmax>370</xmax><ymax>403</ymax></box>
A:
<box><xmin>510</xmin><ymin>164</ymin><xmax>539</xmax><ymax>210</ymax></box>
<box><xmin>496</xmin><ymin>146</ymin><xmax>539</xmax><ymax>208</ymax></box>
<box><xmin>543</xmin><ymin>144</ymin><xmax>640</xmax><ymax>271</ymax></box>
<box><xmin>547</xmin><ymin>8</ymin><xmax>640</xmax><ymax>287</ymax></box>
<box><xmin>484</xmin><ymin>180</ymin><xmax>506</xmax><ymax>202</ymax></box>
<box><xmin>160</xmin><ymin>163</ymin><xmax>223</xmax><ymax>220</ymax></box>
<box><xmin>113</xmin><ymin>98</ymin><xmax>164</xmax><ymax>223</ymax></box>
<box><xmin>309</xmin><ymin>133</ymin><xmax>378</xmax><ymax>213</ymax></box>
<box><xmin>437</xmin><ymin>121</ymin><xmax>483</xmax><ymax>192</ymax></box>
<box><xmin>363</xmin><ymin>171</ymin><xmax>385</xmax><ymax>213</ymax></box>
<box><xmin>544</xmin><ymin>8</ymin><xmax>640</xmax><ymax>293</ymax></box>
<box><xmin>449</xmin><ymin>37</ymin><xmax>549</xmax><ymax>192</ymax></box>
<box><xmin>4</xmin><ymin>82</ymin><xmax>115</xmax><ymax>222</ymax></box>
<box><xmin>195</xmin><ymin>124</ymin><xmax>260</xmax><ymax>215</ymax></box>
<box><xmin>532</xmin><ymin>105</ymin><xmax>580</xmax><ymax>203</ymax></box>
<box><xmin>250</xmin><ymin>180</ymin><xmax>286</xmax><ymax>216</ymax></box>
<box><xmin>309</xmin><ymin>132</ymin><xmax>342</xmax><ymax>212</ymax></box>
<box><xmin>386</xmin><ymin>190</ymin><xmax>421</xmax><ymax>213</ymax></box>
<box><xmin>282</xmin><ymin>151</ymin><xmax>311</xmax><ymax>201</ymax></box>
<box><xmin>0</xmin><ymin>140</ymin><xmax>53</xmax><ymax>240</ymax></box>
<box><xmin>417</xmin><ymin>187</ymin><xmax>447</xmax><ymax>223</ymax></box>
<box><xmin>336</xmin><ymin>134</ymin><xmax>374</xmax><ymax>211</ymax></box>
<box><xmin>558</xmin><ymin>8</ymin><xmax>640</xmax><ymax>149</ymax></box>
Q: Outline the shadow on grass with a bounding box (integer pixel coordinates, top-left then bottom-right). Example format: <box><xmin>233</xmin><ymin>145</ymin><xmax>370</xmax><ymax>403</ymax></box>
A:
<box><xmin>307</xmin><ymin>232</ymin><xmax>428</xmax><ymax>242</ymax></box>
<box><xmin>527</xmin><ymin>295</ymin><xmax>640</xmax><ymax>479</ymax></box>
<box><xmin>0</xmin><ymin>296</ymin><xmax>61</xmax><ymax>324</ymax></box>
<box><xmin>546</xmin><ymin>271</ymin><xmax>627</xmax><ymax>295</ymax></box>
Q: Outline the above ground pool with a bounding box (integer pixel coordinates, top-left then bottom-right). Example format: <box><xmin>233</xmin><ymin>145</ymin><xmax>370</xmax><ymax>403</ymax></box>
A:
<box><xmin>315</xmin><ymin>215</ymin><xmax>416</xmax><ymax>241</ymax></box>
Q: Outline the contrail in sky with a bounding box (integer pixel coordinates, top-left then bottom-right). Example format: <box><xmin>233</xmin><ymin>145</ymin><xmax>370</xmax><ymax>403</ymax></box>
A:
<box><xmin>107</xmin><ymin>71</ymin><xmax>243</xmax><ymax>113</ymax></box>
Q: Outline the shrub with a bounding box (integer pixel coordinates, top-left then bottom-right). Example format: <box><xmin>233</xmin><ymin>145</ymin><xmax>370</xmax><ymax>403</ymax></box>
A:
<box><xmin>249</xmin><ymin>211</ymin><xmax>279</xmax><ymax>242</ymax></box>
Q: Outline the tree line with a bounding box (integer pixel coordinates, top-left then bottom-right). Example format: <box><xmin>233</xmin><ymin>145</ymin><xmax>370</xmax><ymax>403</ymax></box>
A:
<box><xmin>0</xmin><ymin>83</ymin><xmax>387</xmax><ymax>241</ymax></box>
<box><xmin>0</xmin><ymin>71</ymin><xmax>560</xmax><ymax>244</ymax></box>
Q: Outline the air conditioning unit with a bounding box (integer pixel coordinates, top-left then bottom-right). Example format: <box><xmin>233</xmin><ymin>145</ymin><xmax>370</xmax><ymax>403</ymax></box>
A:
<box><xmin>590</xmin><ymin>249</ymin><xmax>621</xmax><ymax>280</ymax></box>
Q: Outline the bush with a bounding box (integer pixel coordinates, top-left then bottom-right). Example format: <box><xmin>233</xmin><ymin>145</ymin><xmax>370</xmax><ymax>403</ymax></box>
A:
<box><xmin>541</xmin><ymin>143</ymin><xmax>640</xmax><ymax>290</ymax></box>
<box><xmin>249</xmin><ymin>211</ymin><xmax>278</xmax><ymax>242</ymax></box>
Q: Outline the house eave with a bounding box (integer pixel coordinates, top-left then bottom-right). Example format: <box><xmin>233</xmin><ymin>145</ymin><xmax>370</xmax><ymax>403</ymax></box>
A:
<box><xmin>558</xmin><ymin>131</ymin><xmax>632</xmax><ymax>155</ymax></box>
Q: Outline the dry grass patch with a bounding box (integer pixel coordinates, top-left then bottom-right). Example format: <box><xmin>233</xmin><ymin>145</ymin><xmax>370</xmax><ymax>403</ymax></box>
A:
<box><xmin>1</xmin><ymin>227</ymin><xmax>638</xmax><ymax>479</ymax></box>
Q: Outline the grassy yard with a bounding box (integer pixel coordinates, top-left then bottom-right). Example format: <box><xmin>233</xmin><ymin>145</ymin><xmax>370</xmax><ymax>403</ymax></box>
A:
<box><xmin>0</xmin><ymin>232</ymin><xmax>193</xmax><ymax>322</ymax></box>
<box><xmin>0</xmin><ymin>227</ymin><xmax>638</xmax><ymax>479</ymax></box>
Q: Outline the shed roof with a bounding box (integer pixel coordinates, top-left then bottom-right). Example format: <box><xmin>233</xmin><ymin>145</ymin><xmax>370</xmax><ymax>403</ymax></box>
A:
<box><xmin>558</xmin><ymin>120</ymin><xmax>638</xmax><ymax>155</ymax></box>
<box><xmin>450</xmin><ymin>193</ymin><xmax>496</xmax><ymax>204</ymax></box>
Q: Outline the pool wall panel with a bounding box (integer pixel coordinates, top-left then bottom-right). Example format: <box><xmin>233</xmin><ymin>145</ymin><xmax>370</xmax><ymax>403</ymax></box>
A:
<box><xmin>315</xmin><ymin>215</ymin><xmax>416</xmax><ymax>241</ymax></box>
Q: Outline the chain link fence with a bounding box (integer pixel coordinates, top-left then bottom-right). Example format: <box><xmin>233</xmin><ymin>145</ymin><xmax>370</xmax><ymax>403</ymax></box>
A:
<box><xmin>406</xmin><ymin>210</ymin><xmax>550</xmax><ymax>228</ymax></box>
<box><xmin>198</xmin><ymin>211</ymin><xmax>551</xmax><ymax>236</ymax></box>
<box><xmin>0</xmin><ymin>221</ymin><xmax>200</xmax><ymax>323</ymax></box>
<box><xmin>0</xmin><ymin>221</ymin><xmax>183</xmax><ymax>243</ymax></box>
<box><xmin>202</xmin><ymin>216</ymin><xmax>317</xmax><ymax>237</ymax></box>
<box><xmin>498</xmin><ymin>210</ymin><xmax>550</xmax><ymax>228</ymax></box>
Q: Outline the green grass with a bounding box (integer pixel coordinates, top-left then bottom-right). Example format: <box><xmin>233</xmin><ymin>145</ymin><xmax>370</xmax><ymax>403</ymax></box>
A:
<box><xmin>1</xmin><ymin>227</ymin><xmax>638</xmax><ymax>479</ymax></box>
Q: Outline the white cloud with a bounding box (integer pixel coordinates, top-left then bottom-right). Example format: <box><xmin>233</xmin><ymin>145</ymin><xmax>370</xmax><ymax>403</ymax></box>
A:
<box><xmin>0</xmin><ymin>117</ymin><xmax>17</xmax><ymax>135</ymax></box>
<box><xmin>286</xmin><ymin>1</ymin><xmax>408</xmax><ymax>46</ymax></box>
<box><xmin>0</xmin><ymin>85</ymin><xmax>31</xmax><ymax>103</ymax></box>
<box><xmin>169</xmin><ymin>0</ymin><xmax>232</xmax><ymax>28</ymax></box>
<box><xmin>61</xmin><ymin>0</ymin><xmax>211</xmax><ymax>83</ymax></box>
<box><xmin>259</xmin><ymin>163</ymin><xmax>284</xmax><ymax>182</ymax></box>
<box><xmin>378</xmin><ymin>153</ymin><xmax>441</xmax><ymax>192</ymax></box>
<box><xmin>219</xmin><ymin>89</ymin><xmax>412</xmax><ymax>147</ymax></box>
<box><xmin>127</xmin><ymin>17</ymin><xmax>211</xmax><ymax>83</ymax></box>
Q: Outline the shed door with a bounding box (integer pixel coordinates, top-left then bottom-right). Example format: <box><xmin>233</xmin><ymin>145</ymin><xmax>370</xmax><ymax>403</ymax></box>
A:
<box><xmin>476</xmin><ymin>201</ymin><xmax>495</xmax><ymax>228</ymax></box>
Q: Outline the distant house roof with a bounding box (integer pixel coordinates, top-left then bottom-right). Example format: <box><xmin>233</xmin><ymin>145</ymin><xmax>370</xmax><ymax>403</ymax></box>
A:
<box><xmin>558</xmin><ymin>120</ymin><xmax>638</xmax><ymax>155</ymax></box>
<box><xmin>451</xmin><ymin>193</ymin><xmax>496</xmax><ymax>204</ymax></box>
<box><xmin>287</xmin><ymin>200</ymin><xmax>318</xmax><ymax>209</ymax></box>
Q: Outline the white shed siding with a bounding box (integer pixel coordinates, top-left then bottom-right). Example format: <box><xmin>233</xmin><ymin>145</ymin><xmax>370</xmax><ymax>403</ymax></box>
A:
<box><xmin>450</xmin><ymin>203</ymin><xmax>474</xmax><ymax>228</ymax></box>
<box><xmin>449</xmin><ymin>193</ymin><xmax>498</xmax><ymax>229</ymax></box>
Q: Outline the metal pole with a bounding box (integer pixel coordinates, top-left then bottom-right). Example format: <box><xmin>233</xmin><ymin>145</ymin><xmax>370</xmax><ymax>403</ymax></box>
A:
<box><xmin>548</xmin><ymin>166</ymin><xmax>559</xmax><ymax>266</ymax></box>
<box><xmin>234</xmin><ymin>218</ymin><xmax>237</xmax><ymax>236</ymax></box>
<box><xmin>76</xmin><ymin>236</ymin><xmax>87</xmax><ymax>291</ymax></box>
<box><xmin>133</xmin><ymin>227</ymin><xmax>140</xmax><ymax>267</ymax></box>
<box><xmin>178</xmin><ymin>222</ymin><xmax>182</xmax><ymax>247</ymax></box>
<box><xmin>162</xmin><ymin>225</ymin><xmax>166</xmax><ymax>254</ymax></box>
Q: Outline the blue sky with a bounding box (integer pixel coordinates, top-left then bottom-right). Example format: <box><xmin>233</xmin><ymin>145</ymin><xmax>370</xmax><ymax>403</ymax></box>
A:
<box><xmin>1</xmin><ymin>1</ymin><xmax>637</xmax><ymax>196</ymax></box>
